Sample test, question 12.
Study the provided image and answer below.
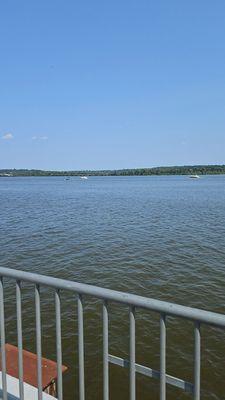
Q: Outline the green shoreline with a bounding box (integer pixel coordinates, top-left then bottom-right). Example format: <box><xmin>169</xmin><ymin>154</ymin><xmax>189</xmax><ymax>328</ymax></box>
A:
<box><xmin>1</xmin><ymin>165</ymin><xmax>225</xmax><ymax>177</ymax></box>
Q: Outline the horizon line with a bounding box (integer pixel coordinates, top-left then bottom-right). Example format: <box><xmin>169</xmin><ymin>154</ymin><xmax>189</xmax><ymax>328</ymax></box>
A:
<box><xmin>1</xmin><ymin>164</ymin><xmax>225</xmax><ymax>173</ymax></box>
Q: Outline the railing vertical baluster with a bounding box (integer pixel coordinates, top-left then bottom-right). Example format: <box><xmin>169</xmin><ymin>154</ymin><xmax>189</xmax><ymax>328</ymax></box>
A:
<box><xmin>35</xmin><ymin>284</ymin><xmax>42</xmax><ymax>400</ymax></box>
<box><xmin>0</xmin><ymin>277</ymin><xmax>7</xmax><ymax>400</ymax></box>
<box><xmin>78</xmin><ymin>294</ymin><xmax>85</xmax><ymax>400</ymax></box>
<box><xmin>16</xmin><ymin>281</ymin><xmax>24</xmax><ymax>400</ymax></box>
<box><xmin>194</xmin><ymin>321</ymin><xmax>201</xmax><ymax>400</ymax></box>
<box><xmin>160</xmin><ymin>313</ymin><xmax>166</xmax><ymax>400</ymax></box>
<box><xmin>55</xmin><ymin>289</ymin><xmax>63</xmax><ymax>400</ymax></box>
<box><xmin>103</xmin><ymin>300</ymin><xmax>109</xmax><ymax>400</ymax></box>
<box><xmin>129</xmin><ymin>306</ymin><xmax>135</xmax><ymax>400</ymax></box>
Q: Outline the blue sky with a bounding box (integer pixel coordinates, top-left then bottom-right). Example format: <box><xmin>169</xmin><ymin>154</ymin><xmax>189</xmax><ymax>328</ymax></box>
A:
<box><xmin>0</xmin><ymin>1</ymin><xmax>225</xmax><ymax>170</ymax></box>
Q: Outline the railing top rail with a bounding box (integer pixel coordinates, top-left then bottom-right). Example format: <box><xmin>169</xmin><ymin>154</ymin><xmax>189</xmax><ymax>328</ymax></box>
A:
<box><xmin>0</xmin><ymin>267</ymin><xmax>225</xmax><ymax>328</ymax></box>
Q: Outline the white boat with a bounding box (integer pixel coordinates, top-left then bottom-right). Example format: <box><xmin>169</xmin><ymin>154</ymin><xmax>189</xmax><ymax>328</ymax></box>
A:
<box><xmin>189</xmin><ymin>175</ymin><xmax>200</xmax><ymax>179</ymax></box>
<box><xmin>0</xmin><ymin>371</ymin><xmax>56</xmax><ymax>400</ymax></box>
<box><xmin>80</xmin><ymin>176</ymin><xmax>88</xmax><ymax>180</ymax></box>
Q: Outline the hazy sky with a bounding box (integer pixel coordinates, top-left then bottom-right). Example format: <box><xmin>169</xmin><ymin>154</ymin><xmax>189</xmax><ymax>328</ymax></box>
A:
<box><xmin>1</xmin><ymin>1</ymin><xmax>225</xmax><ymax>170</ymax></box>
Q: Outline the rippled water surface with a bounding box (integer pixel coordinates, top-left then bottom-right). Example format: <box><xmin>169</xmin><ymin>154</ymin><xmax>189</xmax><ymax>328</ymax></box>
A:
<box><xmin>1</xmin><ymin>176</ymin><xmax>225</xmax><ymax>399</ymax></box>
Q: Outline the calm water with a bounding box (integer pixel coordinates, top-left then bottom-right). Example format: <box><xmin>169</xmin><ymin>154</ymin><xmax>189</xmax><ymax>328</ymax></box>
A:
<box><xmin>1</xmin><ymin>176</ymin><xmax>225</xmax><ymax>400</ymax></box>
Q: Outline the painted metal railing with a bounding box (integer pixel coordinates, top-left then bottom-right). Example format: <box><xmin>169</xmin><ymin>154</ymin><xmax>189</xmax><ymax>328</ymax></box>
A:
<box><xmin>0</xmin><ymin>267</ymin><xmax>225</xmax><ymax>400</ymax></box>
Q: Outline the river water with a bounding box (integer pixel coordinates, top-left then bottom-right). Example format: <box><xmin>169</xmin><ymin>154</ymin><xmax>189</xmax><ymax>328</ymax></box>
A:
<box><xmin>1</xmin><ymin>176</ymin><xmax>225</xmax><ymax>399</ymax></box>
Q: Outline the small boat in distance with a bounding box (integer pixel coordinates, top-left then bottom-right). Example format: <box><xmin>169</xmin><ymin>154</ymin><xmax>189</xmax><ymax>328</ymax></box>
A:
<box><xmin>80</xmin><ymin>176</ymin><xmax>88</xmax><ymax>180</ymax></box>
<box><xmin>189</xmin><ymin>174</ymin><xmax>200</xmax><ymax>179</ymax></box>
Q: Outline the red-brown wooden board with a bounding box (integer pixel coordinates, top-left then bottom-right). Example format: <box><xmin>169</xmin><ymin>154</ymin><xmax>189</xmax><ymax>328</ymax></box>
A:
<box><xmin>0</xmin><ymin>344</ymin><xmax>68</xmax><ymax>390</ymax></box>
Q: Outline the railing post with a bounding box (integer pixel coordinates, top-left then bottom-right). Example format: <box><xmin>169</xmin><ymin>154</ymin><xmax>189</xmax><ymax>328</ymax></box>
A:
<box><xmin>160</xmin><ymin>313</ymin><xmax>166</xmax><ymax>400</ymax></box>
<box><xmin>0</xmin><ymin>277</ymin><xmax>7</xmax><ymax>400</ymax></box>
<box><xmin>103</xmin><ymin>300</ymin><xmax>109</xmax><ymax>400</ymax></box>
<box><xmin>16</xmin><ymin>280</ymin><xmax>24</xmax><ymax>400</ymax></box>
<box><xmin>35</xmin><ymin>284</ymin><xmax>43</xmax><ymax>400</ymax></box>
<box><xmin>194</xmin><ymin>321</ymin><xmax>201</xmax><ymax>400</ymax></box>
<box><xmin>129</xmin><ymin>306</ymin><xmax>135</xmax><ymax>400</ymax></box>
<box><xmin>78</xmin><ymin>294</ymin><xmax>85</xmax><ymax>400</ymax></box>
<box><xmin>55</xmin><ymin>289</ymin><xmax>63</xmax><ymax>400</ymax></box>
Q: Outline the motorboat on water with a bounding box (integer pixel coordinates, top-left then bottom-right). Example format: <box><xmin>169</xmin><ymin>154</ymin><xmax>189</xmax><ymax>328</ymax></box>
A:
<box><xmin>80</xmin><ymin>176</ymin><xmax>88</xmax><ymax>180</ymax></box>
<box><xmin>189</xmin><ymin>174</ymin><xmax>200</xmax><ymax>179</ymax></box>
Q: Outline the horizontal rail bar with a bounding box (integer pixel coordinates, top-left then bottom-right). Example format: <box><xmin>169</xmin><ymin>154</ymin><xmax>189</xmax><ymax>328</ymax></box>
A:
<box><xmin>0</xmin><ymin>267</ymin><xmax>225</xmax><ymax>327</ymax></box>
<box><xmin>108</xmin><ymin>355</ymin><xmax>193</xmax><ymax>394</ymax></box>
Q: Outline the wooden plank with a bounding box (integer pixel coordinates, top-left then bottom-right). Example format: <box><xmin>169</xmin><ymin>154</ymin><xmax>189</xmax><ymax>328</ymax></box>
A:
<box><xmin>0</xmin><ymin>344</ymin><xmax>67</xmax><ymax>391</ymax></box>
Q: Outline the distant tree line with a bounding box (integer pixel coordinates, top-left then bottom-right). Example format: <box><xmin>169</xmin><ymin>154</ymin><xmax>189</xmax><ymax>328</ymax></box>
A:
<box><xmin>1</xmin><ymin>165</ymin><xmax>225</xmax><ymax>177</ymax></box>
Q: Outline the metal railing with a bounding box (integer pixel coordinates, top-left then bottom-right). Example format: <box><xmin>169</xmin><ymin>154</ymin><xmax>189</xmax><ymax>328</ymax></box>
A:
<box><xmin>0</xmin><ymin>266</ymin><xmax>225</xmax><ymax>400</ymax></box>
